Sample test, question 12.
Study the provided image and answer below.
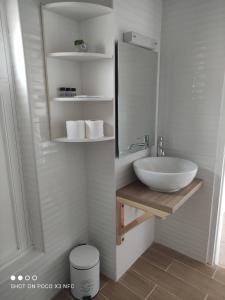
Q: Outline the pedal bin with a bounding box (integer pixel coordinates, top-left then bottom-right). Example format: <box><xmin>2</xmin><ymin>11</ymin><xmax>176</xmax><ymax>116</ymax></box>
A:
<box><xmin>69</xmin><ymin>245</ymin><xmax>100</xmax><ymax>299</ymax></box>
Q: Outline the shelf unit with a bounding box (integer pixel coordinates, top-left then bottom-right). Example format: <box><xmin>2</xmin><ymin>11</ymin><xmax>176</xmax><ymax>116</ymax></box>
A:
<box><xmin>54</xmin><ymin>136</ymin><xmax>115</xmax><ymax>143</ymax></box>
<box><xmin>41</xmin><ymin>1</ymin><xmax>115</xmax><ymax>142</ymax></box>
<box><xmin>48</xmin><ymin>52</ymin><xmax>113</xmax><ymax>62</ymax></box>
<box><xmin>52</xmin><ymin>96</ymin><xmax>113</xmax><ymax>102</ymax></box>
<box><xmin>44</xmin><ymin>2</ymin><xmax>113</xmax><ymax>21</ymax></box>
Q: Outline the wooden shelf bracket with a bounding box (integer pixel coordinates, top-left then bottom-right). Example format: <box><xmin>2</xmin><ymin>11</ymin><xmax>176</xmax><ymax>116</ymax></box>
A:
<box><xmin>116</xmin><ymin>196</ymin><xmax>169</xmax><ymax>245</ymax></box>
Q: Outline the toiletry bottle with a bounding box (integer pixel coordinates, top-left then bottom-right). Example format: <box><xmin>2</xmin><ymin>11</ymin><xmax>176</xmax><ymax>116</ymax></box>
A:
<box><xmin>58</xmin><ymin>87</ymin><xmax>66</xmax><ymax>97</ymax></box>
<box><xmin>65</xmin><ymin>88</ymin><xmax>71</xmax><ymax>97</ymax></box>
<box><xmin>71</xmin><ymin>88</ymin><xmax>76</xmax><ymax>97</ymax></box>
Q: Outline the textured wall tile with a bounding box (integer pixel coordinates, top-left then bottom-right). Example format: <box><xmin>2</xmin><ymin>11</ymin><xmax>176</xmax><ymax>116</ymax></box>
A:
<box><xmin>86</xmin><ymin>142</ymin><xmax>116</xmax><ymax>279</ymax></box>
<box><xmin>114</xmin><ymin>0</ymin><xmax>162</xmax><ymax>279</ymax></box>
<box><xmin>0</xmin><ymin>1</ymin><xmax>88</xmax><ymax>299</ymax></box>
<box><xmin>157</xmin><ymin>0</ymin><xmax>225</xmax><ymax>262</ymax></box>
<box><xmin>2</xmin><ymin>0</ymin><xmax>163</xmax><ymax>298</ymax></box>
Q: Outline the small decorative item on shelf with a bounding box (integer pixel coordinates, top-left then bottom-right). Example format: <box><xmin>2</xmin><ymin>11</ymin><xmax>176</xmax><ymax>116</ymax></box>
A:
<box><xmin>74</xmin><ymin>39</ymin><xmax>88</xmax><ymax>52</ymax></box>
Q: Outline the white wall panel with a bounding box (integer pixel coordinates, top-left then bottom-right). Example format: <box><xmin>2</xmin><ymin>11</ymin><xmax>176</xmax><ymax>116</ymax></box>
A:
<box><xmin>19</xmin><ymin>0</ymin><xmax>89</xmax><ymax>254</ymax></box>
<box><xmin>157</xmin><ymin>0</ymin><xmax>225</xmax><ymax>263</ymax></box>
<box><xmin>86</xmin><ymin>142</ymin><xmax>116</xmax><ymax>279</ymax></box>
<box><xmin>114</xmin><ymin>0</ymin><xmax>162</xmax><ymax>279</ymax></box>
<box><xmin>115</xmin><ymin>0</ymin><xmax>162</xmax><ymax>44</ymax></box>
<box><xmin>0</xmin><ymin>4</ymin><xmax>32</xmax><ymax>265</ymax></box>
<box><xmin>0</xmin><ymin>90</ymin><xmax>18</xmax><ymax>262</ymax></box>
<box><xmin>0</xmin><ymin>0</ymin><xmax>88</xmax><ymax>299</ymax></box>
<box><xmin>0</xmin><ymin>0</ymin><xmax>163</xmax><ymax>298</ymax></box>
<box><xmin>5</xmin><ymin>0</ymin><xmax>44</xmax><ymax>252</ymax></box>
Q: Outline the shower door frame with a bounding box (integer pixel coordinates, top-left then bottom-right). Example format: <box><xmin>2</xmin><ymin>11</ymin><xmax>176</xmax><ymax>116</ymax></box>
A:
<box><xmin>208</xmin><ymin>71</ymin><xmax>225</xmax><ymax>265</ymax></box>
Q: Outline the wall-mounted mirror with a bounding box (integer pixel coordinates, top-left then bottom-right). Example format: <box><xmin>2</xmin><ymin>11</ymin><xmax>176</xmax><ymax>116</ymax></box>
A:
<box><xmin>116</xmin><ymin>41</ymin><xmax>158</xmax><ymax>156</ymax></box>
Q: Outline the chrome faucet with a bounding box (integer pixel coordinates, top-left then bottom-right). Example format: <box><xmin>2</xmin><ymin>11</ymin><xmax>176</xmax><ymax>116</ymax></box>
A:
<box><xmin>128</xmin><ymin>135</ymin><xmax>150</xmax><ymax>153</ymax></box>
<box><xmin>157</xmin><ymin>136</ymin><xmax>165</xmax><ymax>157</ymax></box>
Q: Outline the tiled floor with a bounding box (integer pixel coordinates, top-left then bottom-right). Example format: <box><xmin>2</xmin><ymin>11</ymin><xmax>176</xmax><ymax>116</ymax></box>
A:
<box><xmin>219</xmin><ymin>212</ymin><xmax>225</xmax><ymax>267</ymax></box>
<box><xmin>53</xmin><ymin>243</ymin><xmax>225</xmax><ymax>300</ymax></box>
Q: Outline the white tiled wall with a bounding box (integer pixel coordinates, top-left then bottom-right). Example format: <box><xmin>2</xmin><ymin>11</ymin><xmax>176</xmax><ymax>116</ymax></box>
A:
<box><xmin>19</xmin><ymin>0</ymin><xmax>89</xmax><ymax>253</ymax></box>
<box><xmin>114</xmin><ymin>0</ymin><xmax>162</xmax><ymax>279</ymax></box>
<box><xmin>157</xmin><ymin>0</ymin><xmax>225</xmax><ymax>263</ymax></box>
<box><xmin>5</xmin><ymin>0</ymin><xmax>44</xmax><ymax>252</ymax></box>
<box><xmin>86</xmin><ymin>143</ymin><xmax>116</xmax><ymax>279</ymax></box>
<box><xmin>1</xmin><ymin>1</ymin><xmax>117</xmax><ymax>299</ymax></box>
<box><xmin>3</xmin><ymin>1</ymin><xmax>225</xmax><ymax>299</ymax></box>
<box><xmin>77</xmin><ymin>0</ymin><xmax>162</xmax><ymax>281</ymax></box>
<box><xmin>1</xmin><ymin>2</ymin><xmax>163</xmax><ymax>298</ymax></box>
<box><xmin>0</xmin><ymin>0</ymin><xmax>88</xmax><ymax>299</ymax></box>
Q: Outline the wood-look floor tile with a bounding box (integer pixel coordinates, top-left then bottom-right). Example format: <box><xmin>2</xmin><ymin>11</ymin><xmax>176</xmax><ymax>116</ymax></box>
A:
<box><xmin>101</xmin><ymin>281</ymin><xmax>141</xmax><ymax>300</ymax></box>
<box><xmin>148</xmin><ymin>286</ymin><xmax>181</xmax><ymax>300</ymax></box>
<box><xmin>152</xmin><ymin>243</ymin><xmax>216</xmax><ymax>277</ymax></box>
<box><xmin>52</xmin><ymin>244</ymin><xmax>224</xmax><ymax>300</ymax></box>
<box><xmin>132</xmin><ymin>257</ymin><xmax>205</xmax><ymax>300</ymax></box>
<box><xmin>214</xmin><ymin>267</ymin><xmax>225</xmax><ymax>285</ymax></box>
<box><xmin>100</xmin><ymin>274</ymin><xmax>110</xmax><ymax>290</ymax></box>
<box><xmin>120</xmin><ymin>269</ymin><xmax>156</xmax><ymax>299</ymax></box>
<box><xmin>56</xmin><ymin>290</ymin><xmax>109</xmax><ymax>300</ymax></box>
<box><xmin>142</xmin><ymin>247</ymin><xmax>173</xmax><ymax>270</ymax></box>
<box><xmin>167</xmin><ymin>261</ymin><xmax>225</xmax><ymax>299</ymax></box>
<box><xmin>94</xmin><ymin>292</ymin><xmax>109</xmax><ymax>300</ymax></box>
<box><xmin>206</xmin><ymin>295</ymin><xmax>225</xmax><ymax>300</ymax></box>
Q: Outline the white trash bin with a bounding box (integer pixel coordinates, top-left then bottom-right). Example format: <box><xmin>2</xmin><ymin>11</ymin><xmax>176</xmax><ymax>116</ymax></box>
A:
<box><xmin>69</xmin><ymin>245</ymin><xmax>100</xmax><ymax>299</ymax></box>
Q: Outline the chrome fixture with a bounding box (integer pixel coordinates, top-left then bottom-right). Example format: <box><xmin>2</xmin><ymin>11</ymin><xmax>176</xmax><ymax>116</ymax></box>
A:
<box><xmin>128</xmin><ymin>135</ymin><xmax>150</xmax><ymax>153</ymax></box>
<box><xmin>157</xmin><ymin>136</ymin><xmax>165</xmax><ymax>157</ymax></box>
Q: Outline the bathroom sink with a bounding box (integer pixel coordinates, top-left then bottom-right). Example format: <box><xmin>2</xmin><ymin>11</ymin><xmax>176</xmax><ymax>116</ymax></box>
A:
<box><xmin>133</xmin><ymin>157</ymin><xmax>198</xmax><ymax>192</ymax></box>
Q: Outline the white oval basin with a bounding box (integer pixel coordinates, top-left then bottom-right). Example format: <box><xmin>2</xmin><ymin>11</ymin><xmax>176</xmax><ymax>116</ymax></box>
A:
<box><xmin>133</xmin><ymin>157</ymin><xmax>198</xmax><ymax>192</ymax></box>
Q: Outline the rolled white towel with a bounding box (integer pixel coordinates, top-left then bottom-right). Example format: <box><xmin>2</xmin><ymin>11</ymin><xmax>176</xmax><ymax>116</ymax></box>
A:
<box><xmin>66</xmin><ymin>120</ymin><xmax>85</xmax><ymax>139</ymax></box>
<box><xmin>85</xmin><ymin>120</ymin><xmax>104</xmax><ymax>139</ymax></box>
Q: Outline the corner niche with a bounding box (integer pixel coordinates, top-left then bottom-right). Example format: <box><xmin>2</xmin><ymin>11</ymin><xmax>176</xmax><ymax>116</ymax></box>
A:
<box><xmin>41</xmin><ymin>1</ymin><xmax>115</xmax><ymax>142</ymax></box>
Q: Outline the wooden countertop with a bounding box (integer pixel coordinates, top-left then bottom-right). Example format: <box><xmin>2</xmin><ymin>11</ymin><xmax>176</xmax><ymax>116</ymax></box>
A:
<box><xmin>116</xmin><ymin>178</ymin><xmax>203</xmax><ymax>215</ymax></box>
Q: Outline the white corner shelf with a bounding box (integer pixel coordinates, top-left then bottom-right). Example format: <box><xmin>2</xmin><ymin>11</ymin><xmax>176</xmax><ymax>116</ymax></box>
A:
<box><xmin>52</xmin><ymin>96</ymin><xmax>113</xmax><ymax>102</ymax></box>
<box><xmin>42</xmin><ymin>2</ymin><xmax>115</xmax><ymax>141</ymax></box>
<box><xmin>48</xmin><ymin>52</ymin><xmax>113</xmax><ymax>62</ymax></box>
<box><xmin>54</xmin><ymin>136</ymin><xmax>115</xmax><ymax>143</ymax></box>
<box><xmin>43</xmin><ymin>2</ymin><xmax>113</xmax><ymax>21</ymax></box>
